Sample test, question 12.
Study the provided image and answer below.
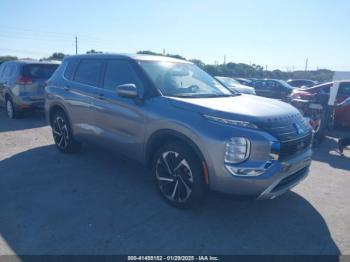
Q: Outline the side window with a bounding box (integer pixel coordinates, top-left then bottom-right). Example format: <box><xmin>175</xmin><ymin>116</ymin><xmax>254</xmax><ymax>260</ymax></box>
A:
<box><xmin>74</xmin><ymin>59</ymin><xmax>104</xmax><ymax>87</ymax></box>
<box><xmin>338</xmin><ymin>83</ymin><xmax>350</xmax><ymax>96</ymax></box>
<box><xmin>254</xmin><ymin>81</ymin><xmax>264</xmax><ymax>89</ymax></box>
<box><xmin>266</xmin><ymin>81</ymin><xmax>273</xmax><ymax>88</ymax></box>
<box><xmin>2</xmin><ymin>64</ymin><xmax>12</xmax><ymax>79</ymax></box>
<box><xmin>5</xmin><ymin>64</ymin><xmax>18</xmax><ymax>78</ymax></box>
<box><xmin>0</xmin><ymin>64</ymin><xmax>5</xmax><ymax>80</ymax></box>
<box><xmin>103</xmin><ymin>60</ymin><xmax>143</xmax><ymax>92</ymax></box>
<box><xmin>64</xmin><ymin>59</ymin><xmax>80</xmax><ymax>81</ymax></box>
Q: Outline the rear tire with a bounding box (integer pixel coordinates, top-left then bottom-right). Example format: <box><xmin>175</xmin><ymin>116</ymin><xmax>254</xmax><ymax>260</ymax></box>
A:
<box><xmin>152</xmin><ymin>142</ymin><xmax>206</xmax><ymax>208</ymax></box>
<box><xmin>52</xmin><ymin>110</ymin><xmax>81</xmax><ymax>153</ymax></box>
<box><xmin>5</xmin><ymin>98</ymin><xmax>18</xmax><ymax>119</ymax></box>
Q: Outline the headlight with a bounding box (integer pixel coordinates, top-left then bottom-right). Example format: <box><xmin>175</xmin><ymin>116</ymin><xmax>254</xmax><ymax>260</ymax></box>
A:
<box><xmin>203</xmin><ymin>115</ymin><xmax>258</xmax><ymax>129</ymax></box>
<box><xmin>225</xmin><ymin>137</ymin><xmax>250</xmax><ymax>164</ymax></box>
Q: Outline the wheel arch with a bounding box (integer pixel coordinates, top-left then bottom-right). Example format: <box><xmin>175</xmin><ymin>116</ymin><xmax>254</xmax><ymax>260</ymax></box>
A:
<box><xmin>145</xmin><ymin>129</ymin><xmax>209</xmax><ymax>185</ymax></box>
<box><xmin>48</xmin><ymin>102</ymin><xmax>71</xmax><ymax>128</ymax></box>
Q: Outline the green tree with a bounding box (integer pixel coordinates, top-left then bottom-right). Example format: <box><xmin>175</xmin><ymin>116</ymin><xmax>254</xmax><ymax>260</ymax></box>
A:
<box><xmin>43</xmin><ymin>52</ymin><xmax>66</xmax><ymax>61</ymax></box>
<box><xmin>86</xmin><ymin>49</ymin><xmax>103</xmax><ymax>54</ymax></box>
<box><xmin>0</xmin><ymin>55</ymin><xmax>18</xmax><ymax>64</ymax></box>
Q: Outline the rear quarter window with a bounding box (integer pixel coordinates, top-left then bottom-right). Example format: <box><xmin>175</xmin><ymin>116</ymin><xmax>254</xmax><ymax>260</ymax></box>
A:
<box><xmin>2</xmin><ymin>63</ymin><xmax>17</xmax><ymax>79</ymax></box>
<box><xmin>73</xmin><ymin>59</ymin><xmax>104</xmax><ymax>87</ymax></box>
<box><xmin>64</xmin><ymin>59</ymin><xmax>80</xmax><ymax>81</ymax></box>
<box><xmin>23</xmin><ymin>64</ymin><xmax>59</xmax><ymax>79</ymax></box>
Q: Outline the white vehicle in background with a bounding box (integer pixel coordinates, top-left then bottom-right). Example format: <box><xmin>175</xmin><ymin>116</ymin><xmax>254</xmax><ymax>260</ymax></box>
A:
<box><xmin>215</xmin><ymin>76</ymin><xmax>256</xmax><ymax>95</ymax></box>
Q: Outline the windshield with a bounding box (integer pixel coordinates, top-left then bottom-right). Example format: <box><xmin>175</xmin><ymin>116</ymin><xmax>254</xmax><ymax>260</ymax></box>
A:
<box><xmin>216</xmin><ymin>77</ymin><xmax>240</xmax><ymax>87</ymax></box>
<box><xmin>277</xmin><ymin>80</ymin><xmax>295</xmax><ymax>89</ymax></box>
<box><xmin>139</xmin><ymin>61</ymin><xmax>234</xmax><ymax>98</ymax></box>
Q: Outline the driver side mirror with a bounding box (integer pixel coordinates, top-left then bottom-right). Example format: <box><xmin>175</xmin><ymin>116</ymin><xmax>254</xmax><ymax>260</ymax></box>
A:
<box><xmin>117</xmin><ymin>83</ymin><xmax>138</xmax><ymax>99</ymax></box>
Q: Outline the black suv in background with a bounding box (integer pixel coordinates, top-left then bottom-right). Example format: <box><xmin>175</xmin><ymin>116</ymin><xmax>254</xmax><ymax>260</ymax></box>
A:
<box><xmin>251</xmin><ymin>79</ymin><xmax>295</xmax><ymax>100</ymax></box>
<box><xmin>0</xmin><ymin>60</ymin><xmax>59</xmax><ymax>118</ymax></box>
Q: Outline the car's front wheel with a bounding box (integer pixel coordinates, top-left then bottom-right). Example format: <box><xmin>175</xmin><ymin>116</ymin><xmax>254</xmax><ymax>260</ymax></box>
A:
<box><xmin>52</xmin><ymin>110</ymin><xmax>81</xmax><ymax>153</ymax></box>
<box><xmin>152</xmin><ymin>143</ymin><xmax>205</xmax><ymax>208</ymax></box>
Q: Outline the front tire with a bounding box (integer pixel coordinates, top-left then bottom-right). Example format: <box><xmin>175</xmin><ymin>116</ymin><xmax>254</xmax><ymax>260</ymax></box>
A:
<box><xmin>52</xmin><ymin>111</ymin><xmax>81</xmax><ymax>153</ymax></box>
<box><xmin>152</xmin><ymin>143</ymin><xmax>205</xmax><ymax>208</ymax></box>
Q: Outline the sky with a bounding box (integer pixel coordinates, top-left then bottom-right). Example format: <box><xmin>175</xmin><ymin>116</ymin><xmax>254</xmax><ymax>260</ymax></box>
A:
<box><xmin>0</xmin><ymin>0</ymin><xmax>349</xmax><ymax>71</ymax></box>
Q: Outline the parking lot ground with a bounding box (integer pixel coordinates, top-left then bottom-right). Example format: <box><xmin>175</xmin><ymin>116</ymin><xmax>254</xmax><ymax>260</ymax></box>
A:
<box><xmin>0</xmin><ymin>110</ymin><xmax>349</xmax><ymax>255</ymax></box>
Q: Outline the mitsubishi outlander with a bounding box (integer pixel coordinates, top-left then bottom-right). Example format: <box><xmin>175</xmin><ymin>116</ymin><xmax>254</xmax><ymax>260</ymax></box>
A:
<box><xmin>45</xmin><ymin>54</ymin><xmax>312</xmax><ymax>207</ymax></box>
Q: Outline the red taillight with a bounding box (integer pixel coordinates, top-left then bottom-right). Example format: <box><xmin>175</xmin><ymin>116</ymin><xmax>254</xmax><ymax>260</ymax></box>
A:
<box><xmin>16</xmin><ymin>76</ymin><xmax>33</xmax><ymax>85</ymax></box>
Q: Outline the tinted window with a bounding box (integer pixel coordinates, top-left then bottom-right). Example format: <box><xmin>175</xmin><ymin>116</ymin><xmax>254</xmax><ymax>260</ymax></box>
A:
<box><xmin>0</xmin><ymin>64</ymin><xmax>5</xmax><ymax>79</ymax></box>
<box><xmin>290</xmin><ymin>80</ymin><xmax>302</xmax><ymax>87</ymax></box>
<box><xmin>64</xmin><ymin>59</ymin><xmax>80</xmax><ymax>80</ymax></box>
<box><xmin>253</xmin><ymin>81</ymin><xmax>265</xmax><ymax>89</ymax></box>
<box><xmin>103</xmin><ymin>60</ymin><xmax>142</xmax><ymax>91</ymax></box>
<box><xmin>267</xmin><ymin>80</ymin><xmax>277</xmax><ymax>88</ymax></box>
<box><xmin>74</xmin><ymin>59</ymin><xmax>104</xmax><ymax>86</ymax></box>
<box><xmin>23</xmin><ymin>64</ymin><xmax>58</xmax><ymax>79</ymax></box>
<box><xmin>339</xmin><ymin>82</ymin><xmax>350</xmax><ymax>96</ymax></box>
<box><xmin>2</xmin><ymin>64</ymin><xmax>16</xmax><ymax>79</ymax></box>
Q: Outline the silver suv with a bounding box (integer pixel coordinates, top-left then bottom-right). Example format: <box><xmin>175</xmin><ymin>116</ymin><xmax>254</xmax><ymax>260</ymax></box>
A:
<box><xmin>45</xmin><ymin>54</ymin><xmax>312</xmax><ymax>207</ymax></box>
<box><xmin>0</xmin><ymin>60</ymin><xmax>59</xmax><ymax>118</ymax></box>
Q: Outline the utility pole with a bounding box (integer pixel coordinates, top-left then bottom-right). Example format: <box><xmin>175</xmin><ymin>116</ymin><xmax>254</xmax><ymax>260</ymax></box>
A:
<box><xmin>223</xmin><ymin>55</ymin><xmax>226</xmax><ymax>65</ymax></box>
<box><xmin>305</xmin><ymin>57</ymin><xmax>308</xmax><ymax>72</ymax></box>
<box><xmin>265</xmin><ymin>65</ymin><xmax>268</xmax><ymax>71</ymax></box>
<box><xmin>75</xmin><ymin>36</ymin><xmax>78</xmax><ymax>55</ymax></box>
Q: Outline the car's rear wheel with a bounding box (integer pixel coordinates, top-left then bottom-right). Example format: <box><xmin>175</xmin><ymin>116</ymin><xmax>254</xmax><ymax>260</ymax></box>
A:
<box><xmin>152</xmin><ymin>143</ymin><xmax>205</xmax><ymax>208</ymax></box>
<box><xmin>6</xmin><ymin>98</ymin><xmax>17</xmax><ymax>119</ymax></box>
<box><xmin>52</xmin><ymin>110</ymin><xmax>81</xmax><ymax>153</ymax></box>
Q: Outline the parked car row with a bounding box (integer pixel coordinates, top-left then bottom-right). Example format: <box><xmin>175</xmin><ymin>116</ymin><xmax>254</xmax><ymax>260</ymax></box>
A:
<box><xmin>0</xmin><ymin>55</ymin><xmax>314</xmax><ymax>208</ymax></box>
<box><xmin>213</xmin><ymin>76</ymin><xmax>350</xmax><ymax>128</ymax></box>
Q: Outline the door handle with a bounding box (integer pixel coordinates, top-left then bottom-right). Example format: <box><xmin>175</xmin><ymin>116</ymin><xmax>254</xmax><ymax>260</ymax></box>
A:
<box><xmin>63</xmin><ymin>86</ymin><xmax>70</xmax><ymax>91</ymax></box>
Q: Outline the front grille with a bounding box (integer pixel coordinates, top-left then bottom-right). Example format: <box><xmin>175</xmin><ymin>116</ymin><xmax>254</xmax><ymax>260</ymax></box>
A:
<box><xmin>272</xmin><ymin>167</ymin><xmax>308</xmax><ymax>192</ymax></box>
<box><xmin>279</xmin><ymin>133</ymin><xmax>312</xmax><ymax>159</ymax></box>
<box><xmin>257</xmin><ymin>113</ymin><xmax>312</xmax><ymax>159</ymax></box>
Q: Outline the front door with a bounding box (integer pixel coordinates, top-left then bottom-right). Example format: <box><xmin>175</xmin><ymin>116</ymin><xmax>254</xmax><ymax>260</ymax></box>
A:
<box><xmin>92</xmin><ymin>59</ymin><xmax>147</xmax><ymax>161</ymax></box>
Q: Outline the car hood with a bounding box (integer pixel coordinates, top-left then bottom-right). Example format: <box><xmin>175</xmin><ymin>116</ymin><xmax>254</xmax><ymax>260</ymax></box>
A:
<box><xmin>168</xmin><ymin>94</ymin><xmax>301</xmax><ymax>123</ymax></box>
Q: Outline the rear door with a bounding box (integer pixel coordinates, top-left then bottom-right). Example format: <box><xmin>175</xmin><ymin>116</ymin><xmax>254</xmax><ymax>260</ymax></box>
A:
<box><xmin>63</xmin><ymin>58</ymin><xmax>105</xmax><ymax>138</ymax></box>
<box><xmin>0</xmin><ymin>63</ymin><xmax>7</xmax><ymax>102</ymax></box>
<box><xmin>0</xmin><ymin>62</ymin><xmax>17</xmax><ymax>100</ymax></box>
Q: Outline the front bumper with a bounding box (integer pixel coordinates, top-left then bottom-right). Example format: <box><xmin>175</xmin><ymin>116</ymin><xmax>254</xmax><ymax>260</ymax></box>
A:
<box><xmin>209</xmin><ymin>147</ymin><xmax>312</xmax><ymax>199</ymax></box>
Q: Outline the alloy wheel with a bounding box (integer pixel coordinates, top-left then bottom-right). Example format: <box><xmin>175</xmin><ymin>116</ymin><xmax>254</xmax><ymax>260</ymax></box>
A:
<box><xmin>53</xmin><ymin>116</ymin><xmax>69</xmax><ymax>150</ymax></box>
<box><xmin>155</xmin><ymin>151</ymin><xmax>194</xmax><ymax>203</ymax></box>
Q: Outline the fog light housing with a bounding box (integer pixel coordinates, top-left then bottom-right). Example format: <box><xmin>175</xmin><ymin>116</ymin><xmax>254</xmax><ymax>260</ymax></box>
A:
<box><xmin>226</xmin><ymin>166</ymin><xmax>265</xmax><ymax>177</ymax></box>
<box><xmin>224</xmin><ymin>137</ymin><xmax>250</xmax><ymax>164</ymax></box>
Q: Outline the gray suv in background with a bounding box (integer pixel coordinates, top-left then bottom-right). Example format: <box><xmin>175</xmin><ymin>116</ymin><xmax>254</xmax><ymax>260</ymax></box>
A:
<box><xmin>45</xmin><ymin>54</ymin><xmax>313</xmax><ymax>208</ymax></box>
<box><xmin>0</xmin><ymin>60</ymin><xmax>59</xmax><ymax>118</ymax></box>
